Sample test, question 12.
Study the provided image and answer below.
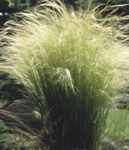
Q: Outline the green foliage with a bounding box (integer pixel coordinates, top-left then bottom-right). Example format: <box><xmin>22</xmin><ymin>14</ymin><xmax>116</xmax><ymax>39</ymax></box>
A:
<box><xmin>1</xmin><ymin>0</ymin><xmax>129</xmax><ymax>149</ymax></box>
<box><xmin>106</xmin><ymin>110</ymin><xmax>129</xmax><ymax>139</ymax></box>
<box><xmin>0</xmin><ymin>119</ymin><xmax>41</xmax><ymax>149</ymax></box>
<box><xmin>0</xmin><ymin>120</ymin><xmax>10</xmax><ymax>144</ymax></box>
<box><xmin>0</xmin><ymin>120</ymin><xmax>9</xmax><ymax>133</ymax></box>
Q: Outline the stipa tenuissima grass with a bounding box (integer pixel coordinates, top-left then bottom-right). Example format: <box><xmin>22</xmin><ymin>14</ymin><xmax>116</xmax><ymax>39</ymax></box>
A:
<box><xmin>1</xmin><ymin>0</ymin><xmax>129</xmax><ymax>149</ymax></box>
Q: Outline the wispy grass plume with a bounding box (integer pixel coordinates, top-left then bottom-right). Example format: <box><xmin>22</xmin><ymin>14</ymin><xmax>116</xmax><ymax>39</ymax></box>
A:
<box><xmin>1</xmin><ymin>0</ymin><xmax>129</xmax><ymax>149</ymax></box>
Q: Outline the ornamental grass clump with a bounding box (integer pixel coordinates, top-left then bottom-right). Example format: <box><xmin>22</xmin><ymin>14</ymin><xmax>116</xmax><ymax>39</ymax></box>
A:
<box><xmin>1</xmin><ymin>0</ymin><xmax>129</xmax><ymax>150</ymax></box>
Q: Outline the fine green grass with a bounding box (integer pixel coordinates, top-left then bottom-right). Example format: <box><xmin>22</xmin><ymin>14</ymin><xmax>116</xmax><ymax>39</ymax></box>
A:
<box><xmin>1</xmin><ymin>0</ymin><xmax>129</xmax><ymax>149</ymax></box>
<box><xmin>106</xmin><ymin>109</ymin><xmax>129</xmax><ymax>140</ymax></box>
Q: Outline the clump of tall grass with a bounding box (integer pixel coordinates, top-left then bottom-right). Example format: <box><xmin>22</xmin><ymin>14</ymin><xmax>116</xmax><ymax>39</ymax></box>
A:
<box><xmin>1</xmin><ymin>0</ymin><xmax>129</xmax><ymax>149</ymax></box>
